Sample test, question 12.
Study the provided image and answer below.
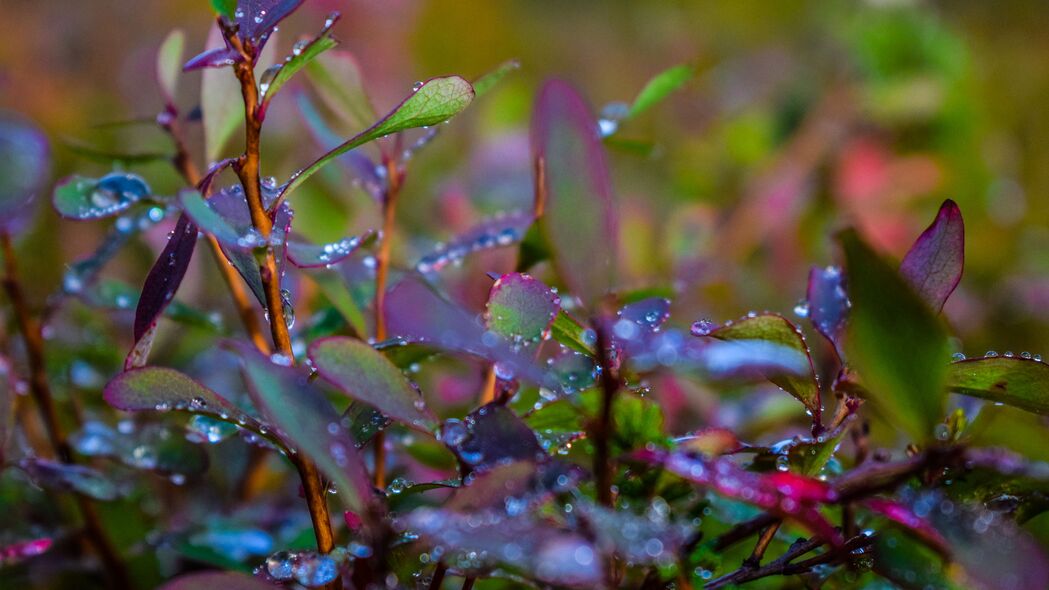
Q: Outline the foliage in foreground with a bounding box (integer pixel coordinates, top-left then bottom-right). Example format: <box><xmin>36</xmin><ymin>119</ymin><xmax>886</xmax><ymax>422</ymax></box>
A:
<box><xmin>1</xmin><ymin>1</ymin><xmax>1048</xmax><ymax>589</ymax></box>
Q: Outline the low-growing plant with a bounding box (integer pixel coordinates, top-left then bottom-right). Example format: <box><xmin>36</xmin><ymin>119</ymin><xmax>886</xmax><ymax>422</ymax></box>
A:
<box><xmin>1</xmin><ymin>2</ymin><xmax>1047</xmax><ymax>589</ymax></box>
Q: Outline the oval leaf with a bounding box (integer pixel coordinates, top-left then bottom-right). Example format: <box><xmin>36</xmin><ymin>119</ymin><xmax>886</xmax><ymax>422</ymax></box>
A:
<box><xmin>485</xmin><ymin>273</ymin><xmax>560</xmax><ymax>342</ymax></box>
<box><xmin>281</xmin><ymin>76</ymin><xmax>475</xmax><ymax>201</ymax></box>
<box><xmin>806</xmin><ymin>264</ymin><xmax>849</xmax><ymax>355</ymax></box>
<box><xmin>157</xmin><ymin>29</ymin><xmax>185</xmax><ymax>105</ymax></box>
<box><xmin>841</xmin><ymin>229</ymin><xmax>950</xmax><ymax>442</ymax></box>
<box><xmin>531</xmin><ymin>79</ymin><xmax>617</xmax><ymax>307</ymax></box>
<box><xmin>309</xmin><ymin>337</ymin><xmax>436</xmax><ymax>430</ymax></box>
<box><xmin>286</xmin><ymin>232</ymin><xmax>373</xmax><ymax>268</ymax></box>
<box><xmin>53</xmin><ymin>173</ymin><xmax>151</xmax><ymax>220</ymax></box>
<box><xmin>704</xmin><ymin>313</ymin><xmax>822</xmax><ymax>421</ymax></box>
<box><xmin>900</xmin><ymin>199</ymin><xmax>964</xmax><ymax>313</ymax></box>
<box><xmin>259</xmin><ymin>14</ymin><xmax>339</xmax><ymax>113</ymax></box>
<box><xmin>415</xmin><ymin>211</ymin><xmax>533</xmax><ymax>273</ymax></box>
<box><xmin>948</xmin><ymin>356</ymin><xmax>1049</xmax><ymax>415</ymax></box>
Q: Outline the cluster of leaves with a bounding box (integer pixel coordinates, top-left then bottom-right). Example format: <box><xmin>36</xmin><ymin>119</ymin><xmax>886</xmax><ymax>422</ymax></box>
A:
<box><xmin>1</xmin><ymin>1</ymin><xmax>1048</xmax><ymax>589</ymax></box>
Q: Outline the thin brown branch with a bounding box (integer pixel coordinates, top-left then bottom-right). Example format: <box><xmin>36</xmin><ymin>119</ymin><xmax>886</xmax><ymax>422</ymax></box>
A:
<box><xmin>1</xmin><ymin>232</ymin><xmax>131</xmax><ymax>590</ymax></box>
<box><xmin>460</xmin><ymin>576</ymin><xmax>476</xmax><ymax>590</ymax></box>
<box><xmin>705</xmin><ymin>533</ymin><xmax>874</xmax><ymax>589</ymax></box>
<box><xmin>428</xmin><ymin>562</ymin><xmax>447</xmax><ymax>590</ymax></box>
<box><xmin>371</xmin><ymin>155</ymin><xmax>402</xmax><ymax>489</ymax></box>
<box><xmin>225</xmin><ymin>30</ymin><xmax>336</xmax><ymax>577</ymax></box>
<box><xmin>743</xmin><ymin>521</ymin><xmax>782</xmax><ymax>567</ymax></box>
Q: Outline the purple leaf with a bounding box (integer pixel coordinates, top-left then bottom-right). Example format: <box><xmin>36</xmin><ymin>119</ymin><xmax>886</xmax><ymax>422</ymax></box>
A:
<box><xmin>128</xmin><ymin>214</ymin><xmax>198</xmax><ymax>369</ymax></box>
<box><xmin>900</xmin><ymin>199</ymin><xmax>965</xmax><ymax>313</ymax></box>
<box><xmin>19</xmin><ymin>458</ymin><xmax>120</xmax><ymax>501</ymax></box>
<box><xmin>863</xmin><ymin>497</ymin><xmax>949</xmax><ymax>556</ymax></box>
<box><xmin>52</xmin><ymin>172</ymin><xmax>151</xmax><ymax>220</ymax></box>
<box><xmin>385</xmin><ymin>277</ymin><xmax>554</xmax><ymax>388</ymax></box>
<box><xmin>0</xmin><ymin>537</ymin><xmax>52</xmax><ymax>566</ymax></box>
<box><xmin>531</xmin><ymin>79</ymin><xmax>617</xmax><ymax>307</ymax></box>
<box><xmin>439</xmin><ymin>404</ymin><xmax>545</xmax><ymax>470</ymax></box>
<box><xmin>608</xmin><ymin>297</ymin><xmax>671</xmax><ymax>355</ymax></box>
<box><xmin>0</xmin><ymin>112</ymin><xmax>50</xmax><ymax>233</ymax></box>
<box><xmin>308</xmin><ymin>336</ymin><xmax>436</xmax><ymax>430</ymax></box>
<box><xmin>485</xmin><ymin>273</ymin><xmax>561</xmax><ymax>342</ymax></box>
<box><xmin>228</xmin><ymin>342</ymin><xmax>373</xmax><ymax>514</ymax></box>
<box><xmin>235</xmin><ymin>0</ymin><xmax>305</xmax><ymax>44</ymax></box>
<box><xmin>403</xmin><ymin>509</ymin><xmax>602</xmax><ymax>587</ymax></box>
<box><xmin>158</xmin><ymin>571</ymin><xmax>279</xmax><ymax>590</ymax></box>
<box><xmin>806</xmin><ymin>265</ymin><xmax>849</xmax><ymax>355</ymax></box>
<box><xmin>642</xmin><ymin>450</ymin><xmax>842</xmax><ymax>545</ymax></box>
<box><xmin>415</xmin><ymin>211</ymin><xmax>534</xmax><ymax>273</ymax></box>
<box><xmin>286</xmin><ymin>231</ymin><xmax>374</xmax><ymax>268</ymax></box>
<box><xmin>183</xmin><ymin>46</ymin><xmax>241</xmax><ymax>71</ymax></box>
<box><xmin>577</xmin><ymin>502</ymin><xmax>691</xmax><ymax>565</ymax></box>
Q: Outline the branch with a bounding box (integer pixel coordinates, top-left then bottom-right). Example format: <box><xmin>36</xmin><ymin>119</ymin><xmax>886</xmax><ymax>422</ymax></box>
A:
<box><xmin>593</xmin><ymin>320</ymin><xmax>620</xmax><ymax>507</ymax></box>
<box><xmin>705</xmin><ymin>533</ymin><xmax>874</xmax><ymax>589</ymax></box>
<box><xmin>1</xmin><ymin>232</ymin><xmax>131</xmax><ymax>590</ymax></box>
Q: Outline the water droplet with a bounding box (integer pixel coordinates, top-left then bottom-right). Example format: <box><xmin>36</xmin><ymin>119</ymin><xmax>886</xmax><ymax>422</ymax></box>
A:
<box><xmin>690</xmin><ymin>319</ymin><xmax>717</xmax><ymax>336</ymax></box>
<box><xmin>793</xmin><ymin>300</ymin><xmax>810</xmax><ymax>318</ymax></box>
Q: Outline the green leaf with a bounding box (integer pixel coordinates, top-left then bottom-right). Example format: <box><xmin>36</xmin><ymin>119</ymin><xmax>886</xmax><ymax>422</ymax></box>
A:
<box><xmin>841</xmin><ymin>229</ymin><xmax>951</xmax><ymax>442</ymax></box>
<box><xmin>550</xmin><ymin>310</ymin><xmax>595</xmax><ymax>356</ymax></box>
<box><xmin>157</xmin><ymin>29</ymin><xmax>186</xmax><ymax>104</ymax></box>
<box><xmin>209</xmin><ymin>0</ymin><xmax>237</xmax><ymax>19</ymax></box>
<box><xmin>259</xmin><ymin>17</ymin><xmax>339</xmax><ymax>109</ymax></box>
<box><xmin>472</xmin><ymin>59</ymin><xmax>520</xmax><ymax>97</ymax></box>
<box><xmin>948</xmin><ymin>357</ymin><xmax>1049</xmax><ymax>415</ymax></box>
<box><xmin>305</xmin><ymin>49</ymin><xmax>377</xmax><ymax>131</ymax></box>
<box><xmin>308</xmin><ymin>336</ymin><xmax>437</xmax><ymax>431</ymax></box>
<box><xmin>485</xmin><ymin>273</ymin><xmax>560</xmax><ymax>342</ymax></box>
<box><xmin>281</xmin><ymin>76</ymin><xmax>474</xmax><ymax>201</ymax></box>
<box><xmin>306</xmin><ymin>269</ymin><xmax>367</xmax><ymax>337</ymax></box>
<box><xmin>707</xmin><ymin>313</ymin><xmax>822</xmax><ymax>420</ymax></box>
<box><xmin>628</xmin><ymin>63</ymin><xmax>693</xmax><ymax>118</ymax></box>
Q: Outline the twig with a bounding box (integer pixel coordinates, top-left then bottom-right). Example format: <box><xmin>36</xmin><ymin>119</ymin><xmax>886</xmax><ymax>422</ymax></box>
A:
<box><xmin>743</xmin><ymin>521</ymin><xmax>781</xmax><ymax>567</ymax></box>
<box><xmin>225</xmin><ymin>26</ymin><xmax>336</xmax><ymax>576</ymax></box>
<box><xmin>705</xmin><ymin>533</ymin><xmax>874</xmax><ymax>589</ymax></box>
<box><xmin>371</xmin><ymin>155</ymin><xmax>402</xmax><ymax>489</ymax></box>
<box><xmin>428</xmin><ymin>562</ymin><xmax>447</xmax><ymax>590</ymax></box>
<box><xmin>1</xmin><ymin>232</ymin><xmax>132</xmax><ymax>590</ymax></box>
<box><xmin>460</xmin><ymin>576</ymin><xmax>476</xmax><ymax>590</ymax></box>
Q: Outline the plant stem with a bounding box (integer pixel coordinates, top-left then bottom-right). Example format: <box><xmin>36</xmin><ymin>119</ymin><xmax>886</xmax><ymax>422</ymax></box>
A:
<box><xmin>461</xmin><ymin>577</ymin><xmax>476</xmax><ymax>590</ymax></box>
<box><xmin>743</xmin><ymin>521</ymin><xmax>782</xmax><ymax>567</ymax></box>
<box><xmin>371</xmin><ymin>155</ymin><xmax>401</xmax><ymax>489</ymax></box>
<box><xmin>428</xmin><ymin>562</ymin><xmax>447</xmax><ymax>590</ymax></box>
<box><xmin>705</xmin><ymin>534</ymin><xmax>874</xmax><ymax>589</ymax></box>
<box><xmin>228</xmin><ymin>34</ymin><xmax>336</xmax><ymax>571</ymax></box>
<box><xmin>593</xmin><ymin>321</ymin><xmax>619</xmax><ymax>507</ymax></box>
<box><xmin>1</xmin><ymin>232</ymin><xmax>131</xmax><ymax>590</ymax></box>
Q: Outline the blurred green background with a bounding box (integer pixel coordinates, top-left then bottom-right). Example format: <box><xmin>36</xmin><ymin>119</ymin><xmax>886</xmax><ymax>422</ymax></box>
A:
<box><xmin>1</xmin><ymin>0</ymin><xmax>1047</xmax><ymax>360</ymax></box>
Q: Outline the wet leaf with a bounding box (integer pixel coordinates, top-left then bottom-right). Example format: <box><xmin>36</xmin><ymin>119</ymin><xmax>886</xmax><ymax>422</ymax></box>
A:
<box><xmin>0</xmin><ymin>113</ymin><xmax>50</xmax><ymax>233</ymax></box>
<box><xmin>282</xmin><ymin>76</ymin><xmax>475</xmax><ymax>202</ymax></box>
<box><xmin>158</xmin><ymin>571</ymin><xmax>278</xmax><ymax>590</ymax></box>
<box><xmin>445</xmin><ymin>460</ymin><xmax>582</xmax><ymax>514</ymax></box>
<box><xmin>259</xmin><ymin>14</ymin><xmax>339</xmax><ymax>113</ymax></box>
<box><xmin>841</xmin><ymin>229</ymin><xmax>950</xmax><ymax>442</ymax></box>
<box><xmin>210</xmin><ymin>0</ymin><xmax>237</xmax><ymax>19</ymax></box>
<box><xmin>53</xmin><ymin>173</ymin><xmax>151</xmax><ymax>220</ymax></box>
<box><xmin>385</xmin><ymin>277</ymin><xmax>552</xmax><ymax>388</ymax></box>
<box><xmin>578</xmin><ymin>501</ymin><xmax>691</xmax><ymax>565</ymax></box>
<box><xmin>286</xmin><ymin>231</ymin><xmax>373</xmax><ymax>268</ymax></box>
<box><xmin>229</xmin><ymin>343</ymin><xmax>372</xmax><ymax>514</ymax></box>
<box><xmin>628</xmin><ymin>63</ymin><xmax>693</xmax><ymax>118</ymax></box>
<box><xmin>703</xmin><ymin>313</ymin><xmax>822</xmax><ymax>422</ymax></box>
<box><xmin>643</xmin><ymin>450</ymin><xmax>842</xmax><ymax>545</ymax></box>
<box><xmin>948</xmin><ymin>356</ymin><xmax>1049</xmax><ymax>415</ymax></box>
<box><xmin>305</xmin><ymin>49</ymin><xmax>377</xmax><ymax>131</ymax></box>
<box><xmin>900</xmin><ymin>199</ymin><xmax>964</xmax><ymax>313</ymax></box>
<box><xmin>415</xmin><ymin>211</ymin><xmax>533</xmax><ymax>273</ymax></box>
<box><xmin>472</xmin><ymin>59</ymin><xmax>521</xmax><ymax>97</ymax></box>
<box><xmin>531</xmin><ymin>79</ymin><xmax>617</xmax><ymax>307</ymax></box>
<box><xmin>157</xmin><ymin>29</ymin><xmax>185</xmax><ymax>105</ymax></box>
<box><xmin>19</xmin><ymin>458</ymin><xmax>120</xmax><ymax>501</ymax></box>
<box><xmin>234</xmin><ymin>0</ymin><xmax>304</xmax><ymax>44</ymax></box>
<box><xmin>308</xmin><ymin>336</ymin><xmax>436</xmax><ymax>430</ymax></box>
<box><xmin>550</xmin><ymin>310</ymin><xmax>596</xmax><ymax>355</ymax></box>
<box><xmin>485</xmin><ymin>273</ymin><xmax>560</xmax><ymax>342</ymax></box>
<box><xmin>609</xmin><ymin>297</ymin><xmax>671</xmax><ymax>355</ymax></box>
<box><xmin>403</xmin><ymin>509</ymin><xmax>602</xmax><ymax>587</ymax></box>
<box><xmin>863</xmin><ymin>497</ymin><xmax>949</xmax><ymax>556</ymax></box>
<box><xmin>74</xmin><ymin>421</ymin><xmax>209</xmax><ymax>477</ymax></box>
<box><xmin>439</xmin><ymin>404</ymin><xmax>545</xmax><ymax>470</ymax></box>
<box><xmin>128</xmin><ymin>214</ymin><xmax>198</xmax><ymax>369</ymax></box>
<box><xmin>806</xmin><ymin>265</ymin><xmax>849</xmax><ymax>355</ymax></box>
